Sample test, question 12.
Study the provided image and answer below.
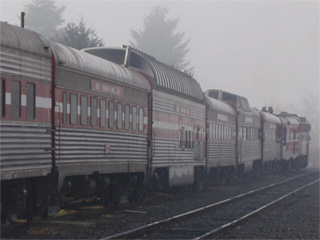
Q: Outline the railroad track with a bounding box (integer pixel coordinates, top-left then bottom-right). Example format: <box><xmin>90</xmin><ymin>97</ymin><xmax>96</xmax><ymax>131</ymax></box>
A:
<box><xmin>102</xmin><ymin>171</ymin><xmax>319</xmax><ymax>240</ymax></box>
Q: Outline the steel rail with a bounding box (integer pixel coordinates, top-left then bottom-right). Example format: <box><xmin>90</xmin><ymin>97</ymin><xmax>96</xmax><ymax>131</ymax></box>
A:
<box><xmin>195</xmin><ymin>178</ymin><xmax>319</xmax><ymax>239</ymax></box>
<box><xmin>101</xmin><ymin>171</ymin><xmax>318</xmax><ymax>240</ymax></box>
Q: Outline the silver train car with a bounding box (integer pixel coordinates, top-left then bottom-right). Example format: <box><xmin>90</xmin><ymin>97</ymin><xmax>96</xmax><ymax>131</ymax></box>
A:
<box><xmin>0</xmin><ymin>22</ymin><xmax>152</xmax><ymax>222</ymax></box>
<box><xmin>205</xmin><ymin>89</ymin><xmax>262</xmax><ymax>174</ymax></box>
<box><xmin>83</xmin><ymin>47</ymin><xmax>207</xmax><ymax>189</ymax></box>
<box><xmin>50</xmin><ymin>41</ymin><xmax>152</xmax><ymax>205</ymax></box>
<box><xmin>278</xmin><ymin>112</ymin><xmax>311</xmax><ymax>170</ymax></box>
<box><xmin>205</xmin><ymin>94</ymin><xmax>237</xmax><ymax>184</ymax></box>
<box><xmin>260</xmin><ymin>110</ymin><xmax>282</xmax><ymax>173</ymax></box>
<box><xmin>0</xmin><ymin>22</ymin><xmax>53</xmax><ymax>222</ymax></box>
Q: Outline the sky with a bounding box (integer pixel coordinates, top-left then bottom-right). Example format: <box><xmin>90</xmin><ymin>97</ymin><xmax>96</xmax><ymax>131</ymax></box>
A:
<box><xmin>0</xmin><ymin>0</ymin><xmax>319</xmax><ymax>113</ymax></box>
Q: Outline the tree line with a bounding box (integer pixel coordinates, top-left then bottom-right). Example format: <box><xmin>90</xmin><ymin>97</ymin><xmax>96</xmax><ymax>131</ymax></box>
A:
<box><xmin>22</xmin><ymin>0</ymin><xmax>192</xmax><ymax>72</ymax></box>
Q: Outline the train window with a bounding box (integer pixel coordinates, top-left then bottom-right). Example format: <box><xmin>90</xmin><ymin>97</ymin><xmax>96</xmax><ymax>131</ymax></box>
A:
<box><xmin>63</xmin><ymin>92</ymin><xmax>67</xmax><ymax>124</ymax></box>
<box><xmin>138</xmin><ymin>107</ymin><xmax>144</xmax><ymax>132</ymax></box>
<box><xmin>124</xmin><ymin>104</ymin><xmax>130</xmax><ymax>130</ymax></box>
<box><xmin>185</xmin><ymin>130</ymin><xmax>189</xmax><ymax>148</ymax></box>
<box><xmin>108</xmin><ymin>101</ymin><xmax>115</xmax><ymax>128</ymax></box>
<box><xmin>240</xmin><ymin>98</ymin><xmax>250</xmax><ymax>111</ymax></box>
<box><xmin>208</xmin><ymin>90</ymin><xmax>219</xmax><ymax>100</ymax></box>
<box><xmin>11</xmin><ymin>80</ymin><xmax>21</xmax><ymax>119</ymax></box>
<box><xmin>190</xmin><ymin>131</ymin><xmax>193</xmax><ymax>148</ymax></box>
<box><xmin>221</xmin><ymin>125</ymin><xmax>224</xmax><ymax>139</ymax></box>
<box><xmin>91</xmin><ymin>97</ymin><xmax>97</xmax><ymax>126</ymax></box>
<box><xmin>215</xmin><ymin>124</ymin><xmax>218</xmax><ymax>139</ymax></box>
<box><xmin>243</xmin><ymin>128</ymin><xmax>246</xmax><ymax>141</ymax></box>
<box><xmin>246</xmin><ymin>128</ymin><xmax>250</xmax><ymax>141</ymax></box>
<box><xmin>27</xmin><ymin>83</ymin><xmax>36</xmax><ymax>119</ymax></box>
<box><xmin>81</xmin><ymin>95</ymin><xmax>88</xmax><ymax>125</ymax></box>
<box><xmin>222</xmin><ymin>92</ymin><xmax>237</xmax><ymax>105</ymax></box>
<box><xmin>212</xmin><ymin>124</ymin><xmax>215</xmax><ymax>139</ymax></box>
<box><xmin>1</xmin><ymin>79</ymin><xmax>6</xmax><ymax>117</ymax></box>
<box><xmin>283</xmin><ymin>127</ymin><xmax>287</xmax><ymax>144</ymax></box>
<box><xmin>70</xmin><ymin>93</ymin><xmax>78</xmax><ymax>125</ymax></box>
<box><xmin>100</xmin><ymin>99</ymin><xmax>106</xmax><ymax>127</ymax></box>
<box><xmin>117</xmin><ymin>102</ymin><xmax>123</xmax><ymax>129</ymax></box>
<box><xmin>132</xmin><ymin>106</ymin><xmax>137</xmax><ymax>131</ymax></box>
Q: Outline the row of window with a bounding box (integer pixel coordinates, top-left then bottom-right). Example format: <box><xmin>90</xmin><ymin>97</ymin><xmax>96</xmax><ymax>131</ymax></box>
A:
<box><xmin>238</xmin><ymin>127</ymin><xmax>259</xmax><ymax>141</ymax></box>
<box><xmin>283</xmin><ymin>127</ymin><xmax>297</xmax><ymax>142</ymax></box>
<box><xmin>0</xmin><ymin>79</ymin><xmax>36</xmax><ymax>119</ymax></box>
<box><xmin>208</xmin><ymin>123</ymin><xmax>234</xmax><ymax>141</ymax></box>
<box><xmin>177</xmin><ymin>127</ymin><xmax>203</xmax><ymax>149</ymax></box>
<box><xmin>208</xmin><ymin>123</ymin><xmax>262</xmax><ymax>141</ymax></box>
<box><xmin>178</xmin><ymin>129</ymin><xmax>194</xmax><ymax>149</ymax></box>
<box><xmin>62</xmin><ymin>92</ymin><xmax>145</xmax><ymax>132</ymax></box>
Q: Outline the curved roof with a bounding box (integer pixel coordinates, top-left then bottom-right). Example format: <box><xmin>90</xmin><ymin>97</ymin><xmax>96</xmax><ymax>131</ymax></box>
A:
<box><xmin>205</xmin><ymin>96</ymin><xmax>236</xmax><ymax>116</ymax></box>
<box><xmin>260</xmin><ymin>111</ymin><xmax>281</xmax><ymax>125</ymax></box>
<box><xmin>140</xmin><ymin>51</ymin><xmax>203</xmax><ymax>100</ymax></box>
<box><xmin>50</xmin><ymin>42</ymin><xmax>151</xmax><ymax>91</ymax></box>
<box><xmin>82</xmin><ymin>47</ymin><xmax>203</xmax><ymax>101</ymax></box>
<box><xmin>0</xmin><ymin>21</ymin><xmax>50</xmax><ymax>54</ymax></box>
<box><xmin>0</xmin><ymin>22</ymin><xmax>52</xmax><ymax>82</ymax></box>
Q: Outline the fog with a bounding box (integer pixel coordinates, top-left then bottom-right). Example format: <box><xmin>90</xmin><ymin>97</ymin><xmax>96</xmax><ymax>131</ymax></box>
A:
<box><xmin>1</xmin><ymin>0</ymin><xmax>319</xmax><ymax>165</ymax></box>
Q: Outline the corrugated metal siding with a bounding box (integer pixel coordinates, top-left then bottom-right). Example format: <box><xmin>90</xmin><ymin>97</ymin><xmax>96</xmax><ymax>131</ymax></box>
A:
<box><xmin>50</xmin><ymin>42</ymin><xmax>150</xmax><ymax>91</ymax></box>
<box><xmin>0</xmin><ymin>123</ymin><xmax>52</xmax><ymax>180</ymax></box>
<box><xmin>153</xmin><ymin>96</ymin><xmax>205</xmax><ymax>122</ymax></box>
<box><xmin>0</xmin><ymin>22</ymin><xmax>52</xmax><ymax>82</ymax></box>
<box><xmin>0</xmin><ymin>44</ymin><xmax>52</xmax><ymax>82</ymax></box>
<box><xmin>238</xmin><ymin>141</ymin><xmax>261</xmax><ymax>163</ymax></box>
<box><xmin>147</xmin><ymin>58</ymin><xmax>203</xmax><ymax>100</ymax></box>
<box><xmin>207</xmin><ymin>141</ymin><xmax>236</xmax><ymax>167</ymax></box>
<box><xmin>151</xmin><ymin>91</ymin><xmax>206</xmax><ymax>166</ymax></box>
<box><xmin>263</xmin><ymin>142</ymin><xmax>281</xmax><ymax>161</ymax></box>
<box><xmin>55</xmin><ymin>128</ymin><xmax>148</xmax><ymax>175</ymax></box>
<box><xmin>153</xmin><ymin>139</ymin><xmax>203</xmax><ymax>165</ymax></box>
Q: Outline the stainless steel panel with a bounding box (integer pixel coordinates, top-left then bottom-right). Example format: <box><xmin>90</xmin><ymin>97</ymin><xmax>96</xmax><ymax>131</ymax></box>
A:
<box><xmin>0</xmin><ymin>123</ymin><xmax>52</xmax><ymax>180</ymax></box>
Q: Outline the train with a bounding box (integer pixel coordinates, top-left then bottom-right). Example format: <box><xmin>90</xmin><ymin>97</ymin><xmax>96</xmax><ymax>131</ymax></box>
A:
<box><xmin>0</xmin><ymin>21</ymin><xmax>311</xmax><ymax>223</ymax></box>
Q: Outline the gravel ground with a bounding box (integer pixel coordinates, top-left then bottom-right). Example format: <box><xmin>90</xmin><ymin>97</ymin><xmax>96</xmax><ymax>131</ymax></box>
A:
<box><xmin>216</xmin><ymin>180</ymin><xmax>319</xmax><ymax>239</ymax></box>
<box><xmin>1</xmin><ymin>168</ymin><xmax>319</xmax><ymax>239</ymax></box>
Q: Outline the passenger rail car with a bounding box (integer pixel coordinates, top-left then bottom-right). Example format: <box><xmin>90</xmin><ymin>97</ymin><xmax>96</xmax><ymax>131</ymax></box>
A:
<box><xmin>0</xmin><ymin>22</ymin><xmax>53</xmax><ymax>222</ymax></box>
<box><xmin>50</xmin><ymin>41</ymin><xmax>152</xmax><ymax>205</ymax></box>
<box><xmin>205</xmin><ymin>94</ymin><xmax>237</xmax><ymax>184</ymax></box>
<box><xmin>83</xmin><ymin>47</ymin><xmax>207</xmax><ymax>189</ymax></box>
<box><xmin>279</xmin><ymin>112</ymin><xmax>310</xmax><ymax>170</ymax></box>
<box><xmin>0</xmin><ymin>22</ymin><xmax>152</xmax><ymax>222</ymax></box>
<box><xmin>295</xmin><ymin>115</ymin><xmax>311</xmax><ymax>168</ymax></box>
<box><xmin>205</xmin><ymin>89</ymin><xmax>262</xmax><ymax>174</ymax></box>
<box><xmin>260</xmin><ymin>110</ymin><xmax>282</xmax><ymax>173</ymax></box>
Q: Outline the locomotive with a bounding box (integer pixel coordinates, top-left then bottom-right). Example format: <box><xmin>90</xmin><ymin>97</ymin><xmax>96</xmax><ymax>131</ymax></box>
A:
<box><xmin>0</xmin><ymin>21</ymin><xmax>311</xmax><ymax>223</ymax></box>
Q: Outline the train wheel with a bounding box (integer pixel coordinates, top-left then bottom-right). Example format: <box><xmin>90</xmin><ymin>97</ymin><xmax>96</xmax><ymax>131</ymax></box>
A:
<box><xmin>25</xmin><ymin>190</ymin><xmax>33</xmax><ymax>222</ymax></box>
<box><xmin>219</xmin><ymin>171</ymin><xmax>227</xmax><ymax>185</ymax></box>
<box><xmin>193</xmin><ymin>168</ymin><xmax>205</xmax><ymax>191</ymax></box>
<box><xmin>102</xmin><ymin>190</ymin><xmax>109</xmax><ymax>207</ymax></box>
<box><xmin>109</xmin><ymin>179</ymin><xmax>121</xmax><ymax>206</ymax></box>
